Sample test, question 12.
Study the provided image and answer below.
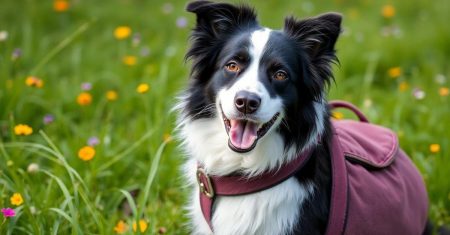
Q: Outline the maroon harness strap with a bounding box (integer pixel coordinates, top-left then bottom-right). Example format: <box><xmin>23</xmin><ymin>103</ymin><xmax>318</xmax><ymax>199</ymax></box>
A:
<box><xmin>197</xmin><ymin>148</ymin><xmax>313</xmax><ymax>230</ymax></box>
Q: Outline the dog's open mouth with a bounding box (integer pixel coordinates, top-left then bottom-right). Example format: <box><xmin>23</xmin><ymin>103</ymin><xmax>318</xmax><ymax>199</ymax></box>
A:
<box><xmin>222</xmin><ymin>112</ymin><xmax>280</xmax><ymax>153</ymax></box>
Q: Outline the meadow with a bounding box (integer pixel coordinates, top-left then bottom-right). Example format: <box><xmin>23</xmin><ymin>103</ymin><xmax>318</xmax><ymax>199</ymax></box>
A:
<box><xmin>0</xmin><ymin>0</ymin><xmax>449</xmax><ymax>234</ymax></box>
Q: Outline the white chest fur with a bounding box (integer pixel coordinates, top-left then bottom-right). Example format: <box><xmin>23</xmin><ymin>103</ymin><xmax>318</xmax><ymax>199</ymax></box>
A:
<box><xmin>185</xmin><ymin>159</ymin><xmax>314</xmax><ymax>235</ymax></box>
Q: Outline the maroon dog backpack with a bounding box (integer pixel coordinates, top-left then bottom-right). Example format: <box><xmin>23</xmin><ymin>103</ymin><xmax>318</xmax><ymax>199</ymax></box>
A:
<box><xmin>326</xmin><ymin>101</ymin><xmax>428</xmax><ymax>235</ymax></box>
<box><xmin>197</xmin><ymin>101</ymin><xmax>429</xmax><ymax>234</ymax></box>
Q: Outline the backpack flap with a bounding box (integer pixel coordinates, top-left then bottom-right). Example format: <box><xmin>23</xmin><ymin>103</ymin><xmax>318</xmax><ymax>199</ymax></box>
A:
<box><xmin>332</xmin><ymin>120</ymin><xmax>399</xmax><ymax>168</ymax></box>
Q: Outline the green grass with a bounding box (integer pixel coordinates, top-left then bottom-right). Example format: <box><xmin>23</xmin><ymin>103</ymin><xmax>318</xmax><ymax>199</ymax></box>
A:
<box><xmin>0</xmin><ymin>0</ymin><xmax>449</xmax><ymax>234</ymax></box>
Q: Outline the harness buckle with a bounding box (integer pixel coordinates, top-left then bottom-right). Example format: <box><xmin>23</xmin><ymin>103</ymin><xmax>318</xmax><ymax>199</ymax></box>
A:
<box><xmin>196</xmin><ymin>168</ymin><xmax>215</xmax><ymax>198</ymax></box>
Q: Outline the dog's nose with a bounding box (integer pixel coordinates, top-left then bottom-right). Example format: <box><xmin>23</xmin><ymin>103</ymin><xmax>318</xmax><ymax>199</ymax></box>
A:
<box><xmin>234</xmin><ymin>91</ymin><xmax>261</xmax><ymax>114</ymax></box>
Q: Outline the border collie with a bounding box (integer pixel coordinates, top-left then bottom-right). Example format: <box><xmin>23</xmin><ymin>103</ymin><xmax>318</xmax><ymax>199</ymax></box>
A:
<box><xmin>176</xmin><ymin>1</ymin><xmax>429</xmax><ymax>235</ymax></box>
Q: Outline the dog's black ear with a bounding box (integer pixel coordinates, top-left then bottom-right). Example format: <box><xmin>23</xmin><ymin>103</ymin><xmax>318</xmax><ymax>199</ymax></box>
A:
<box><xmin>186</xmin><ymin>1</ymin><xmax>258</xmax><ymax>38</ymax></box>
<box><xmin>284</xmin><ymin>13</ymin><xmax>342</xmax><ymax>87</ymax></box>
<box><xmin>284</xmin><ymin>13</ymin><xmax>342</xmax><ymax>59</ymax></box>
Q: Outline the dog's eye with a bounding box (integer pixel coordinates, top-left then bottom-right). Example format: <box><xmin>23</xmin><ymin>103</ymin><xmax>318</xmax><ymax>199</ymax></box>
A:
<box><xmin>225</xmin><ymin>62</ymin><xmax>240</xmax><ymax>73</ymax></box>
<box><xmin>273</xmin><ymin>70</ymin><xmax>288</xmax><ymax>81</ymax></box>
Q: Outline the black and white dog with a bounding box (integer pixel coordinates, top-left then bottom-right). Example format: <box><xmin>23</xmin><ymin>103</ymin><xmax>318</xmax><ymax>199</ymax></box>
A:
<box><xmin>175</xmin><ymin>1</ymin><xmax>427</xmax><ymax>235</ymax></box>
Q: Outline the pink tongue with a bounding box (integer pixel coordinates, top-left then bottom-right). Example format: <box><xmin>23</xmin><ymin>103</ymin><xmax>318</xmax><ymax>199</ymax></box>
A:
<box><xmin>229</xmin><ymin>119</ymin><xmax>258</xmax><ymax>150</ymax></box>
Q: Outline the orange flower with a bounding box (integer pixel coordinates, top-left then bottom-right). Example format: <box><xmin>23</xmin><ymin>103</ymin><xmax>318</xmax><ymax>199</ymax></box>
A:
<box><xmin>429</xmin><ymin>144</ymin><xmax>440</xmax><ymax>153</ymax></box>
<box><xmin>54</xmin><ymin>0</ymin><xmax>69</xmax><ymax>12</ymax></box>
<box><xmin>122</xmin><ymin>56</ymin><xmax>137</xmax><ymax>66</ymax></box>
<box><xmin>382</xmin><ymin>4</ymin><xmax>395</xmax><ymax>18</ymax></box>
<box><xmin>132</xmin><ymin>219</ymin><xmax>148</xmax><ymax>233</ymax></box>
<box><xmin>332</xmin><ymin>111</ymin><xmax>344</xmax><ymax>120</ymax></box>
<box><xmin>77</xmin><ymin>92</ymin><xmax>92</xmax><ymax>106</ymax></box>
<box><xmin>398</xmin><ymin>81</ymin><xmax>409</xmax><ymax>92</ymax></box>
<box><xmin>136</xmin><ymin>83</ymin><xmax>150</xmax><ymax>94</ymax></box>
<box><xmin>14</xmin><ymin>124</ymin><xmax>33</xmax><ymax>136</ymax></box>
<box><xmin>78</xmin><ymin>146</ymin><xmax>95</xmax><ymax>161</ymax></box>
<box><xmin>439</xmin><ymin>87</ymin><xmax>449</xmax><ymax>97</ymax></box>
<box><xmin>114</xmin><ymin>220</ymin><xmax>128</xmax><ymax>234</ymax></box>
<box><xmin>25</xmin><ymin>76</ymin><xmax>44</xmax><ymax>88</ymax></box>
<box><xmin>10</xmin><ymin>193</ymin><xmax>24</xmax><ymax>206</ymax></box>
<box><xmin>106</xmin><ymin>90</ymin><xmax>118</xmax><ymax>101</ymax></box>
<box><xmin>388</xmin><ymin>67</ymin><xmax>402</xmax><ymax>78</ymax></box>
<box><xmin>114</xmin><ymin>26</ymin><xmax>132</xmax><ymax>40</ymax></box>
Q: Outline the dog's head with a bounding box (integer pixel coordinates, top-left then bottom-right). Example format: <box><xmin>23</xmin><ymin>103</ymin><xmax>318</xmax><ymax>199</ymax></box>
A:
<box><xmin>178</xmin><ymin>1</ymin><xmax>341</xmax><ymax>174</ymax></box>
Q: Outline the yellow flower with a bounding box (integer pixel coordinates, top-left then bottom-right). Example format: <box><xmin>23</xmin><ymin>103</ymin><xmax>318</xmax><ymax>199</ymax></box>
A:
<box><xmin>429</xmin><ymin>144</ymin><xmax>440</xmax><ymax>153</ymax></box>
<box><xmin>382</xmin><ymin>4</ymin><xmax>395</xmax><ymax>19</ymax></box>
<box><xmin>114</xmin><ymin>26</ymin><xmax>132</xmax><ymax>40</ymax></box>
<box><xmin>332</xmin><ymin>111</ymin><xmax>344</xmax><ymax>120</ymax></box>
<box><xmin>14</xmin><ymin>124</ymin><xmax>33</xmax><ymax>136</ymax></box>
<box><xmin>106</xmin><ymin>90</ymin><xmax>118</xmax><ymax>101</ymax></box>
<box><xmin>137</xmin><ymin>83</ymin><xmax>150</xmax><ymax>94</ymax></box>
<box><xmin>78</xmin><ymin>146</ymin><xmax>96</xmax><ymax>161</ymax></box>
<box><xmin>54</xmin><ymin>0</ymin><xmax>69</xmax><ymax>12</ymax></box>
<box><xmin>439</xmin><ymin>87</ymin><xmax>449</xmax><ymax>97</ymax></box>
<box><xmin>123</xmin><ymin>56</ymin><xmax>137</xmax><ymax>66</ymax></box>
<box><xmin>132</xmin><ymin>219</ymin><xmax>148</xmax><ymax>233</ymax></box>
<box><xmin>388</xmin><ymin>67</ymin><xmax>402</xmax><ymax>78</ymax></box>
<box><xmin>77</xmin><ymin>92</ymin><xmax>92</xmax><ymax>106</ymax></box>
<box><xmin>398</xmin><ymin>81</ymin><xmax>409</xmax><ymax>92</ymax></box>
<box><xmin>113</xmin><ymin>220</ymin><xmax>128</xmax><ymax>234</ymax></box>
<box><xmin>10</xmin><ymin>193</ymin><xmax>24</xmax><ymax>206</ymax></box>
<box><xmin>163</xmin><ymin>133</ymin><xmax>173</xmax><ymax>143</ymax></box>
<box><xmin>25</xmin><ymin>76</ymin><xmax>44</xmax><ymax>88</ymax></box>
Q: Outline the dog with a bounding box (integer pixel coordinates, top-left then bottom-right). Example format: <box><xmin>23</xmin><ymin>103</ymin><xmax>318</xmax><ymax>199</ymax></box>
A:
<box><xmin>176</xmin><ymin>1</ymin><xmax>429</xmax><ymax>234</ymax></box>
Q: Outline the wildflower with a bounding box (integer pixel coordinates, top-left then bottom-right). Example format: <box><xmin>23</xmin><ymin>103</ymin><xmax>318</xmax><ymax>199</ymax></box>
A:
<box><xmin>114</xmin><ymin>220</ymin><xmax>128</xmax><ymax>234</ymax></box>
<box><xmin>25</xmin><ymin>76</ymin><xmax>44</xmax><ymax>88</ymax></box>
<box><xmin>158</xmin><ymin>227</ymin><xmax>168</xmax><ymax>234</ymax></box>
<box><xmin>439</xmin><ymin>87</ymin><xmax>449</xmax><ymax>97</ymax></box>
<box><xmin>435</xmin><ymin>74</ymin><xmax>446</xmax><ymax>84</ymax></box>
<box><xmin>132</xmin><ymin>219</ymin><xmax>148</xmax><ymax>233</ymax></box>
<box><xmin>7</xmin><ymin>161</ymin><xmax>14</xmax><ymax>167</ymax></box>
<box><xmin>387</xmin><ymin>67</ymin><xmax>402</xmax><ymax>78</ymax></box>
<box><xmin>14</xmin><ymin>124</ymin><xmax>33</xmax><ymax>136</ymax></box>
<box><xmin>78</xmin><ymin>146</ymin><xmax>95</xmax><ymax>161</ymax></box>
<box><xmin>176</xmin><ymin>17</ymin><xmax>188</xmax><ymax>28</ymax></box>
<box><xmin>332</xmin><ymin>111</ymin><xmax>344</xmax><ymax>120</ymax></box>
<box><xmin>11</xmin><ymin>48</ymin><xmax>22</xmax><ymax>61</ymax></box>
<box><xmin>43</xmin><ymin>114</ymin><xmax>55</xmax><ymax>125</ymax></box>
<box><xmin>1</xmin><ymin>208</ymin><xmax>15</xmax><ymax>218</ymax></box>
<box><xmin>123</xmin><ymin>56</ymin><xmax>137</xmax><ymax>66</ymax></box>
<box><xmin>81</xmin><ymin>82</ymin><xmax>92</xmax><ymax>91</ymax></box>
<box><xmin>27</xmin><ymin>163</ymin><xmax>40</xmax><ymax>173</ymax></box>
<box><xmin>77</xmin><ymin>92</ymin><xmax>92</xmax><ymax>106</ymax></box>
<box><xmin>132</xmin><ymin>33</ymin><xmax>141</xmax><ymax>47</ymax></box>
<box><xmin>106</xmin><ymin>90</ymin><xmax>118</xmax><ymax>101</ymax></box>
<box><xmin>381</xmin><ymin>4</ymin><xmax>395</xmax><ymax>19</ymax></box>
<box><xmin>114</xmin><ymin>26</ymin><xmax>132</xmax><ymax>40</ymax></box>
<box><xmin>398</xmin><ymin>81</ymin><xmax>409</xmax><ymax>92</ymax></box>
<box><xmin>162</xmin><ymin>3</ymin><xmax>174</xmax><ymax>14</ymax></box>
<box><xmin>363</xmin><ymin>99</ymin><xmax>373</xmax><ymax>108</ymax></box>
<box><xmin>87</xmin><ymin>136</ymin><xmax>100</xmax><ymax>146</ymax></box>
<box><xmin>136</xmin><ymin>83</ymin><xmax>150</xmax><ymax>94</ymax></box>
<box><xmin>429</xmin><ymin>144</ymin><xmax>440</xmax><ymax>153</ymax></box>
<box><xmin>54</xmin><ymin>0</ymin><xmax>69</xmax><ymax>12</ymax></box>
<box><xmin>0</xmin><ymin>30</ymin><xmax>8</xmax><ymax>41</ymax></box>
<box><xmin>10</xmin><ymin>193</ymin><xmax>24</xmax><ymax>206</ymax></box>
<box><xmin>412</xmin><ymin>88</ymin><xmax>426</xmax><ymax>100</ymax></box>
<box><xmin>163</xmin><ymin>133</ymin><xmax>173</xmax><ymax>143</ymax></box>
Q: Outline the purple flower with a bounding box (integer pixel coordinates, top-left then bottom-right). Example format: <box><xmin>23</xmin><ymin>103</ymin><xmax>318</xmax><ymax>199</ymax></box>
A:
<box><xmin>176</xmin><ymin>17</ymin><xmax>188</xmax><ymax>28</ymax></box>
<box><xmin>81</xmin><ymin>82</ymin><xmax>92</xmax><ymax>91</ymax></box>
<box><xmin>1</xmin><ymin>208</ymin><xmax>15</xmax><ymax>217</ymax></box>
<box><xmin>43</xmin><ymin>114</ymin><xmax>55</xmax><ymax>125</ymax></box>
<box><xmin>140</xmin><ymin>46</ymin><xmax>150</xmax><ymax>57</ymax></box>
<box><xmin>87</xmin><ymin>136</ymin><xmax>100</xmax><ymax>146</ymax></box>
<box><xmin>412</xmin><ymin>88</ymin><xmax>426</xmax><ymax>100</ymax></box>
<box><xmin>11</xmin><ymin>48</ymin><xmax>22</xmax><ymax>61</ymax></box>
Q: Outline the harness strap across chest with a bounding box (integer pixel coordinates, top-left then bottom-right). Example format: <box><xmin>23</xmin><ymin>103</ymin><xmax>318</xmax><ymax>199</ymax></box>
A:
<box><xmin>197</xmin><ymin>148</ymin><xmax>313</xmax><ymax>229</ymax></box>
